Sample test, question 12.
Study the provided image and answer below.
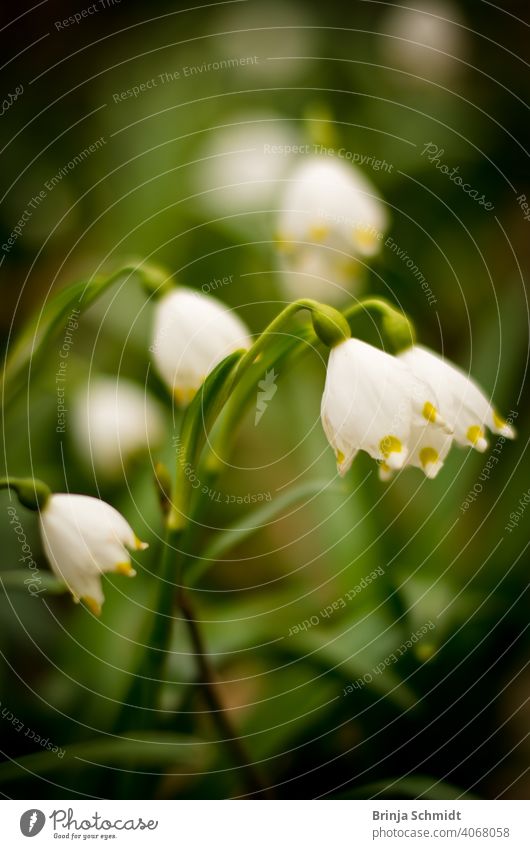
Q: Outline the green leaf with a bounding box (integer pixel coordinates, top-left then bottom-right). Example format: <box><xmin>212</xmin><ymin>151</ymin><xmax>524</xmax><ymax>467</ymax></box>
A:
<box><xmin>339</xmin><ymin>775</ymin><xmax>478</xmax><ymax>800</ymax></box>
<box><xmin>279</xmin><ymin>614</ymin><xmax>419</xmax><ymax>711</ymax></box>
<box><xmin>0</xmin><ymin>569</ymin><xmax>66</xmax><ymax>594</ymax></box>
<box><xmin>0</xmin><ymin>732</ymin><xmax>206</xmax><ymax>783</ymax></box>
<box><xmin>187</xmin><ymin>478</ymin><xmax>343</xmax><ymax>585</ymax></box>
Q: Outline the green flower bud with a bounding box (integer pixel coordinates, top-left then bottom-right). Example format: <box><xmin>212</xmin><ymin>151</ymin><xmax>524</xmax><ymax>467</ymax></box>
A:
<box><xmin>311</xmin><ymin>304</ymin><xmax>351</xmax><ymax>348</ymax></box>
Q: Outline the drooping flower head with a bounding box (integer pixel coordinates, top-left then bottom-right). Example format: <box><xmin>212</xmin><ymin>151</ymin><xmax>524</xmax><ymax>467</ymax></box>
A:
<box><xmin>150</xmin><ymin>288</ymin><xmax>251</xmax><ymax>404</ymax></box>
<box><xmin>72</xmin><ymin>377</ymin><xmax>164</xmax><ymax>479</ymax></box>
<box><xmin>277</xmin><ymin>157</ymin><xmax>388</xmax><ymax>303</ymax></box>
<box><xmin>321</xmin><ymin>338</ymin><xmax>450</xmax><ymax>477</ymax></box>
<box><xmin>39</xmin><ymin>494</ymin><xmax>147</xmax><ymax>614</ymax></box>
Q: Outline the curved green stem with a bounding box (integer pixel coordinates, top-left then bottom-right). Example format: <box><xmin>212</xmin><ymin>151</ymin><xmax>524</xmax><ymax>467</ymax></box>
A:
<box><xmin>204</xmin><ymin>297</ymin><xmax>415</xmax><ymax>476</ymax></box>
<box><xmin>0</xmin><ymin>476</ymin><xmax>50</xmax><ymax>511</ymax></box>
<box><xmin>233</xmin><ymin>298</ymin><xmax>348</xmax><ymax>381</ymax></box>
<box><xmin>168</xmin><ymin>351</ymin><xmax>245</xmax><ymax>532</ymax></box>
<box><xmin>343</xmin><ymin>297</ymin><xmax>416</xmax><ymax>352</ymax></box>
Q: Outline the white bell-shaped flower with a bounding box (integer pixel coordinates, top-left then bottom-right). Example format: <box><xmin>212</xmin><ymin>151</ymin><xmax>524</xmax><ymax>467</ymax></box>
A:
<box><xmin>194</xmin><ymin>113</ymin><xmax>299</xmax><ymax>224</ymax></box>
<box><xmin>382</xmin><ymin>0</ymin><xmax>466</xmax><ymax>80</ymax></box>
<box><xmin>150</xmin><ymin>288</ymin><xmax>251</xmax><ymax>404</ymax></box>
<box><xmin>277</xmin><ymin>157</ymin><xmax>388</xmax><ymax>303</ymax></box>
<box><xmin>39</xmin><ymin>494</ymin><xmax>148</xmax><ymax>614</ymax></box>
<box><xmin>321</xmin><ymin>338</ymin><xmax>449</xmax><ymax>477</ymax></box>
<box><xmin>72</xmin><ymin>377</ymin><xmax>164</xmax><ymax>479</ymax></box>
<box><xmin>399</xmin><ymin>345</ymin><xmax>515</xmax><ymax>455</ymax></box>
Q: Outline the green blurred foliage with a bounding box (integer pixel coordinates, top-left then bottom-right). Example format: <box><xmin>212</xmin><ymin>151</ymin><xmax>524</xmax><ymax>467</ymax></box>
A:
<box><xmin>0</xmin><ymin>0</ymin><xmax>528</xmax><ymax>800</ymax></box>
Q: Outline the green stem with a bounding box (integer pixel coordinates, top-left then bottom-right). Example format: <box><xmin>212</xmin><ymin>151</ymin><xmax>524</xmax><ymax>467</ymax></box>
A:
<box><xmin>205</xmin><ymin>298</ymin><xmax>414</xmax><ymax>475</ymax></box>
<box><xmin>168</xmin><ymin>351</ymin><xmax>244</xmax><ymax>532</ymax></box>
<box><xmin>343</xmin><ymin>297</ymin><xmax>416</xmax><ymax>351</ymax></box>
<box><xmin>0</xmin><ymin>476</ymin><xmax>51</xmax><ymax>511</ymax></box>
<box><xmin>117</xmin><ymin>525</ymin><xmax>182</xmax><ymax>733</ymax></box>
<box><xmin>178</xmin><ymin>587</ymin><xmax>270</xmax><ymax>797</ymax></box>
<box><xmin>232</xmin><ymin>298</ymin><xmax>348</xmax><ymax>380</ymax></box>
<box><xmin>202</xmin><ymin>299</ymin><xmax>347</xmax><ymax>478</ymax></box>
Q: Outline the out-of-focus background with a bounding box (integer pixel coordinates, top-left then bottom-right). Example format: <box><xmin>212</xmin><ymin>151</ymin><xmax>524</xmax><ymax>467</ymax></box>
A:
<box><xmin>0</xmin><ymin>0</ymin><xmax>529</xmax><ymax>800</ymax></box>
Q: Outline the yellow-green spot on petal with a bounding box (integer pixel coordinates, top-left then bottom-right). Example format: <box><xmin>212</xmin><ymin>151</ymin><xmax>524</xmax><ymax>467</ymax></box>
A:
<box><xmin>115</xmin><ymin>561</ymin><xmax>136</xmax><ymax>577</ymax></box>
<box><xmin>466</xmin><ymin>425</ymin><xmax>488</xmax><ymax>453</ymax></box>
<box><xmin>467</xmin><ymin>425</ymin><xmax>485</xmax><ymax>445</ymax></box>
<box><xmin>419</xmin><ymin>446</ymin><xmax>439</xmax><ymax>468</ymax></box>
<box><xmin>493</xmin><ymin>410</ymin><xmax>506</xmax><ymax>430</ymax></box>
<box><xmin>354</xmin><ymin>227</ymin><xmax>378</xmax><ymax>251</ymax></box>
<box><xmin>492</xmin><ymin>409</ymin><xmax>515</xmax><ymax>439</ymax></box>
<box><xmin>84</xmin><ymin>596</ymin><xmax>102</xmax><ymax>616</ymax></box>
<box><xmin>336</xmin><ymin>450</ymin><xmax>345</xmax><ymax>465</ymax></box>
<box><xmin>423</xmin><ymin>401</ymin><xmax>438</xmax><ymax>423</ymax></box>
<box><xmin>308</xmin><ymin>223</ymin><xmax>329</xmax><ymax>242</ymax></box>
<box><xmin>134</xmin><ymin>536</ymin><xmax>149</xmax><ymax>551</ymax></box>
<box><xmin>380</xmin><ymin>435</ymin><xmax>403</xmax><ymax>457</ymax></box>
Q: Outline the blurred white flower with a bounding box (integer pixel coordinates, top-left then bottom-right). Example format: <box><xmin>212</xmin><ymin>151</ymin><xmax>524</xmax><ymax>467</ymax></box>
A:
<box><xmin>72</xmin><ymin>377</ymin><xmax>164</xmax><ymax>479</ymax></box>
<box><xmin>211</xmin><ymin>1</ymin><xmax>316</xmax><ymax>84</ymax></box>
<box><xmin>151</xmin><ymin>288</ymin><xmax>251</xmax><ymax>404</ymax></box>
<box><xmin>399</xmin><ymin>345</ymin><xmax>515</xmax><ymax>455</ymax></box>
<box><xmin>195</xmin><ymin>114</ymin><xmax>299</xmax><ymax>222</ymax></box>
<box><xmin>277</xmin><ymin>157</ymin><xmax>388</xmax><ymax>303</ymax></box>
<box><xmin>39</xmin><ymin>494</ymin><xmax>147</xmax><ymax>614</ymax></box>
<box><xmin>382</xmin><ymin>0</ymin><xmax>466</xmax><ymax>80</ymax></box>
<box><xmin>321</xmin><ymin>338</ymin><xmax>449</xmax><ymax>477</ymax></box>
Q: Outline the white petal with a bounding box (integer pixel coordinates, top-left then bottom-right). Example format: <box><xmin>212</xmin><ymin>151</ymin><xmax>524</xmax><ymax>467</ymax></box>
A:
<box><xmin>399</xmin><ymin>344</ymin><xmax>513</xmax><ymax>454</ymax></box>
<box><xmin>72</xmin><ymin>377</ymin><xmax>164</xmax><ymax>477</ymax></box>
<box><xmin>321</xmin><ymin>339</ymin><xmax>418</xmax><ymax>469</ymax></box>
<box><xmin>39</xmin><ymin>494</ymin><xmax>144</xmax><ymax>610</ymax></box>
<box><xmin>151</xmin><ymin>289</ymin><xmax>251</xmax><ymax>399</ymax></box>
<box><xmin>277</xmin><ymin>158</ymin><xmax>388</xmax><ymax>302</ymax></box>
<box><xmin>194</xmin><ymin>113</ymin><xmax>299</xmax><ymax>219</ymax></box>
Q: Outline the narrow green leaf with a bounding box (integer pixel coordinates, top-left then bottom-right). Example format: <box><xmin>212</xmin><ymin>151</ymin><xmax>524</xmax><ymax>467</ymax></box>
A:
<box><xmin>169</xmin><ymin>350</ymin><xmax>244</xmax><ymax>530</ymax></box>
<box><xmin>0</xmin><ymin>732</ymin><xmax>206</xmax><ymax>783</ymax></box>
<box><xmin>188</xmin><ymin>478</ymin><xmax>342</xmax><ymax>585</ymax></box>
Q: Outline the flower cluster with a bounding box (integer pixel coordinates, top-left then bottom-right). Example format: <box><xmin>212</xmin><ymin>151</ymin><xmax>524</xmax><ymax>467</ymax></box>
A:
<box><xmin>276</xmin><ymin>157</ymin><xmax>388</xmax><ymax>303</ymax></box>
<box><xmin>322</xmin><ymin>338</ymin><xmax>514</xmax><ymax>480</ymax></box>
<box><xmin>5</xmin><ymin>145</ymin><xmax>515</xmax><ymax>616</ymax></box>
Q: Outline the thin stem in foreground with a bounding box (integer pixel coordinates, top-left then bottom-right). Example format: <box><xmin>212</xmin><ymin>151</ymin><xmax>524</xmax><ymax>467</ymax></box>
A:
<box><xmin>178</xmin><ymin>587</ymin><xmax>271</xmax><ymax>799</ymax></box>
